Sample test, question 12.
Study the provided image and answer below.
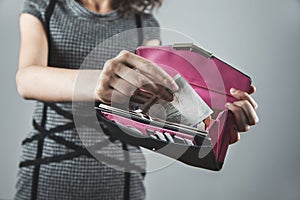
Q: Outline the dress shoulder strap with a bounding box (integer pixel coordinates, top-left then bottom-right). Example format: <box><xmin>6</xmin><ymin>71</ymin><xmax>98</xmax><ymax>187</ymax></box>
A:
<box><xmin>45</xmin><ymin>0</ymin><xmax>57</xmax><ymax>65</ymax></box>
<box><xmin>135</xmin><ymin>14</ymin><xmax>144</xmax><ymax>46</ymax></box>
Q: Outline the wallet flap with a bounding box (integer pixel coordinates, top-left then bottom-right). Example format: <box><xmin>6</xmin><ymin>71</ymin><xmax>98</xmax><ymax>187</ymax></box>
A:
<box><xmin>136</xmin><ymin>45</ymin><xmax>252</xmax><ymax>109</ymax></box>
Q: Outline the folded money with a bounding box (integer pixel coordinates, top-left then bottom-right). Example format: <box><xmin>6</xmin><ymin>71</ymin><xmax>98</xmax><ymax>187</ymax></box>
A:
<box><xmin>167</xmin><ymin>74</ymin><xmax>213</xmax><ymax>126</ymax></box>
<box><xmin>137</xmin><ymin>74</ymin><xmax>213</xmax><ymax>132</ymax></box>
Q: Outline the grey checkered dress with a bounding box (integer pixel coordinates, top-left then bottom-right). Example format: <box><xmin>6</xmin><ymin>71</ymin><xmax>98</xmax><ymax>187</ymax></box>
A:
<box><xmin>15</xmin><ymin>0</ymin><xmax>160</xmax><ymax>199</ymax></box>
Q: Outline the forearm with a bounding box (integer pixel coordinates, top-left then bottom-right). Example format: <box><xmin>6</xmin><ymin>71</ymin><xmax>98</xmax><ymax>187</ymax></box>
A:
<box><xmin>16</xmin><ymin>65</ymin><xmax>101</xmax><ymax>102</ymax></box>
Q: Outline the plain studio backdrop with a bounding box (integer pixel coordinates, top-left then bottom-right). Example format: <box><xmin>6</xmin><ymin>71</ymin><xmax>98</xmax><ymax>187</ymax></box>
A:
<box><xmin>1</xmin><ymin>0</ymin><xmax>300</xmax><ymax>199</ymax></box>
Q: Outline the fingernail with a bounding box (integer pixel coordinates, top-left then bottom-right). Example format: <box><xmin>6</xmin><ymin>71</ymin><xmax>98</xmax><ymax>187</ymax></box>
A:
<box><xmin>166</xmin><ymin>94</ymin><xmax>174</xmax><ymax>102</ymax></box>
<box><xmin>171</xmin><ymin>83</ymin><xmax>179</xmax><ymax>92</ymax></box>
<box><xmin>162</xmin><ymin>91</ymin><xmax>174</xmax><ymax>102</ymax></box>
<box><xmin>225</xmin><ymin>103</ymin><xmax>232</xmax><ymax>108</ymax></box>
<box><xmin>230</xmin><ymin>88</ymin><xmax>237</xmax><ymax>94</ymax></box>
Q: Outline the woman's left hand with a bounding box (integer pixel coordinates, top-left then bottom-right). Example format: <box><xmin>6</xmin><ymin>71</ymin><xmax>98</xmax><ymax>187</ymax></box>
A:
<box><xmin>225</xmin><ymin>85</ymin><xmax>259</xmax><ymax>144</ymax></box>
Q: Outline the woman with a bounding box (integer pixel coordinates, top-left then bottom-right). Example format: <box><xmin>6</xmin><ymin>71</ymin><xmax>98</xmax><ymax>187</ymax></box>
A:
<box><xmin>16</xmin><ymin>0</ymin><xmax>259</xmax><ymax>199</ymax></box>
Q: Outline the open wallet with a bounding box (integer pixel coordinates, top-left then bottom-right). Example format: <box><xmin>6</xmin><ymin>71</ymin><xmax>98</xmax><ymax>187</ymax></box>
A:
<box><xmin>95</xmin><ymin>43</ymin><xmax>252</xmax><ymax>171</ymax></box>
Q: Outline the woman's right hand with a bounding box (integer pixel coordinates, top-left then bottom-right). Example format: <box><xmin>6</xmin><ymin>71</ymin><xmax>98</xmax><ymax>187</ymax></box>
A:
<box><xmin>95</xmin><ymin>50</ymin><xmax>179</xmax><ymax>105</ymax></box>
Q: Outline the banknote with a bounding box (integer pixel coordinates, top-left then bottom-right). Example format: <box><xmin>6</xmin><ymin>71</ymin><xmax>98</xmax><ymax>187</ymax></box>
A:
<box><xmin>128</xmin><ymin>74</ymin><xmax>213</xmax><ymax>130</ymax></box>
<box><xmin>165</xmin><ymin>74</ymin><xmax>213</xmax><ymax>127</ymax></box>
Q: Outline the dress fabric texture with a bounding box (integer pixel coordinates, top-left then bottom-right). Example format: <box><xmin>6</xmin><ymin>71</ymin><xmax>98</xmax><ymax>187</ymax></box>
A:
<box><xmin>15</xmin><ymin>0</ymin><xmax>160</xmax><ymax>199</ymax></box>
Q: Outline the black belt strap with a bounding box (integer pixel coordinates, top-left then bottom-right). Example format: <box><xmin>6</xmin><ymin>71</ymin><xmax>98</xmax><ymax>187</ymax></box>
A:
<box><xmin>30</xmin><ymin>104</ymin><xmax>47</xmax><ymax>200</ymax></box>
<box><xmin>24</xmin><ymin>2</ymin><xmax>145</xmax><ymax>199</ymax></box>
<box><xmin>30</xmin><ymin>0</ymin><xmax>56</xmax><ymax>199</ymax></box>
<box><xmin>44</xmin><ymin>102</ymin><xmax>73</xmax><ymax>120</ymax></box>
<box><xmin>22</xmin><ymin>103</ymin><xmax>146</xmax><ymax>199</ymax></box>
<box><xmin>22</xmin><ymin>120</ymin><xmax>75</xmax><ymax>145</ymax></box>
<box><xmin>122</xmin><ymin>143</ymin><xmax>131</xmax><ymax>200</ymax></box>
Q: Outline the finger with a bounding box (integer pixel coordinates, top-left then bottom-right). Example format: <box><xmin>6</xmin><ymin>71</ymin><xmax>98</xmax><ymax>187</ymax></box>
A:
<box><xmin>110</xmin><ymin>89</ymin><xmax>132</xmax><ymax>106</ymax></box>
<box><xmin>130</xmin><ymin>93</ymin><xmax>151</xmax><ymax>104</ymax></box>
<box><xmin>116</xmin><ymin>50</ymin><xmax>179</xmax><ymax>92</ymax></box>
<box><xmin>249</xmin><ymin>85</ymin><xmax>256</xmax><ymax>94</ymax></box>
<box><xmin>114</xmin><ymin>62</ymin><xmax>154</xmax><ymax>88</ymax></box>
<box><xmin>95</xmin><ymin>74</ymin><xmax>112</xmax><ymax>103</ymax></box>
<box><xmin>142</xmin><ymin>96</ymin><xmax>159</xmax><ymax>113</ymax></box>
<box><xmin>226</xmin><ymin>103</ymin><xmax>250</xmax><ymax>132</ymax></box>
<box><xmin>230</xmin><ymin>88</ymin><xmax>258</xmax><ymax>109</ymax></box>
<box><xmin>109</xmin><ymin>75</ymin><xmax>138</xmax><ymax>101</ymax></box>
<box><xmin>114</xmin><ymin>63</ymin><xmax>173</xmax><ymax>101</ymax></box>
<box><xmin>96</xmin><ymin>87</ymin><xmax>113</xmax><ymax>104</ymax></box>
<box><xmin>233</xmin><ymin>100</ymin><xmax>259</xmax><ymax>126</ymax></box>
<box><xmin>229</xmin><ymin>128</ymin><xmax>241</xmax><ymax>144</ymax></box>
<box><xmin>135</xmin><ymin>90</ymin><xmax>153</xmax><ymax>99</ymax></box>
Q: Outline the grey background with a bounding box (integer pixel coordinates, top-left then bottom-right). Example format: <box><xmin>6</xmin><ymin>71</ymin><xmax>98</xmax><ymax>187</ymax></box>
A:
<box><xmin>0</xmin><ymin>0</ymin><xmax>299</xmax><ymax>199</ymax></box>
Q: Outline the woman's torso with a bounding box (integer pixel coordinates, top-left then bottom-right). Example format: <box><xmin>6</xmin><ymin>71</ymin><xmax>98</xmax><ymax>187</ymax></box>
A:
<box><xmin>16</xmin><ymin>0</ymin><xmax>159</xmax><ymax>199</ymax></box>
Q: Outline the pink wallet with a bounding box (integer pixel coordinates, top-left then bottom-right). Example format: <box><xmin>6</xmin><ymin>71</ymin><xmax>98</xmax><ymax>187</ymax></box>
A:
<box><xmin>96</xmin><ymin>44</ymin><xmax>252</xmax><ymax>171</ymax></box>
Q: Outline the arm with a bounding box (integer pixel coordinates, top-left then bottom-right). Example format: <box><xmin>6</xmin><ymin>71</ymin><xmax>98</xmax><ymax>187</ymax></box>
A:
<box><xmin>16</xmin><ymin>14</ymin><xmax>177</xmax><ymax>103</ymax></box>
<box><xmin>16</xmin><ymin>14</ymin><xmax>100</xmax><ymax>102</ymax></box>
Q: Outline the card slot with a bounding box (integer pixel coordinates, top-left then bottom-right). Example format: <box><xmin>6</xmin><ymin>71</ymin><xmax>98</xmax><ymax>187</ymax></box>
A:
<box><xmin>100</xmin><ymin>108</ymin><xmax>212</xmax><ymax>146</ymax></box>
<box><xmin>146</xmin><ymin>129</ymin><xmax>155</xmax><ymax>136</ymax></box>
<box><xmin>154</xmin><ymin>131</ymin><xmax>167</xmax><ymax>142</ymax></box>
<box><xmin>149</xmin><ymin>135</ymin><xmax>158</xmax><ymax>140</ymax></box>
<box><xmin>126</xmin><ymin>126</ymin><xmax>144</xmax><ymax>135</ymax></box>
<box><xmin>163</xmin><ymin>132</ymin><xmax>174</xmax><ymax>143</ymax></box>
<box><xmin>173</xmin><ymin>136</ymin><xmax>187</xmax><ymax>144</ymax></box>
<box><xmin>184</xmin><ymin>138</ymin><xmax>194</xmax><ymax>146</ymax></box>
<box><xmin>146</xmin><ymin>129</ymin><xmax>160</xmax><ymax>140</ymax></box>
<box><xmin>97</xmin><ymin>104</ymin><xmax>208</xmax><ymax>137</ymax></box>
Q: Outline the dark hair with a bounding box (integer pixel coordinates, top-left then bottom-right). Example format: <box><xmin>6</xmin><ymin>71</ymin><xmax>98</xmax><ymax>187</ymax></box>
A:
<box><xmin>111</xmin><ymin>0</ymin><xmax>163</xmax><ymax>16</ymax></box>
